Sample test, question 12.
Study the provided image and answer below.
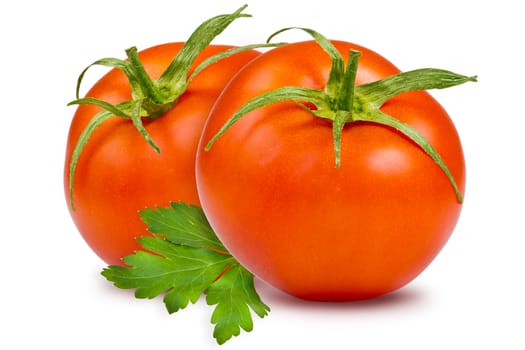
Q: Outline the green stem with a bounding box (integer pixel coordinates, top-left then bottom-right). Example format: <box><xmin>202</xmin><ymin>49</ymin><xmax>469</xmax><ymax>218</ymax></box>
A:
<box><xmin>66</xmin><ymin>5</ymin><xmax>269</xmax><ymax>211</ymax></box>
<box><xmin>207</xmin><ymin>27</ymin><xmax>476</xmax><ymax>203</ymax></box>
<box><xmin>338</xmin><ymin>49</ymin><xmax>361</xmax><ymax>113</ymax></box>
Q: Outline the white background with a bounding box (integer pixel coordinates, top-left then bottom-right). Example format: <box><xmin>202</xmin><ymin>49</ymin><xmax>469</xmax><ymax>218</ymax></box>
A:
<box><xmin>1</xmin><ymin>0</ymin><xmax>523</xmax><ymax>348</ymax></box>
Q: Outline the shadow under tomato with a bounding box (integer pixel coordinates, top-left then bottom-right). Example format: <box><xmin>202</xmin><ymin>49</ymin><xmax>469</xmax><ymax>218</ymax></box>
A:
<box><xmin>254</xmin><ymin>278</ymin><xmax>427</xmax><ymax>312</ymax></box>
<box><xmin>94</xmin><ymin>263</ymin><xmax>426</xmax><ymax>314</ymax></box>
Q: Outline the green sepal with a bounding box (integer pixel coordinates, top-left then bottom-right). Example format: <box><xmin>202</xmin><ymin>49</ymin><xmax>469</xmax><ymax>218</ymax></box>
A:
<box><xmin>205</xmin><ymin>86</ymin><xmax>328</xmax><ymax>151</ymax></box>
<box><xmin>357</xmin><ymin>68</ymin><xmax>478</xmax><ymax>107</ymax></box>
<box><xmin>356</xmin><ymin>110</ymin><xmax>464</xmax><ymax>202</ymax></box>
<box><xmin>67</xmin><ymin>97</ymin><xmax>131</xmax><ymax>118</ymax></box>
<box><xmin>66</xmin><ymin>98</ymin><xmax>160</xmax><ymax>210</ymax></box>
<box><xmin>188</xmin><ymin>42</ymin><xmax>286</xmax><ymax>84</ymax></box>
<box><xmin>74</xmin><ymin>57</ymin><xmax>133</xmax><ymax>100</ymax></box>
<box><xmin>129</xmin><ymin>100</ymin><xmax>160</xmax><ymax>153</ymax></box>
<box><xmin>158</xmin><ymin>4</ymin><xmax>251</xmax><ymax>88</ymax></box>
<box><xmin>268</xmin><ymin>27</ymin><xmax>345</xmax><ymax>99</ymax></box>
<box><xmin>66</xmin><ymin>109</ymin><xmax>112</xmax><ymax>211</ymax></box>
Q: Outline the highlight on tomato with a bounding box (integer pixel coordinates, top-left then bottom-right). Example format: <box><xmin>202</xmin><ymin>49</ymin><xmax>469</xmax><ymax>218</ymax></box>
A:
<box><xmin>64</xmin><ymin>6</ymin><xmax>278</xmax><ymax>266</ymax></box>
<box><xmin>197</xmin><ymin>27</ymin><xmax>476</xmax><ymax>301</ymax></box>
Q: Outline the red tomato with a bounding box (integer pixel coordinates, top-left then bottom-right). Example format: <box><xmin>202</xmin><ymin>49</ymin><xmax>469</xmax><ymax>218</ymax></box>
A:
<box><xmin>196</xmin><ymin>40</ymin><xmax>466</xmax><ymax>301</ymax></box>
<box><xmin>64</xmin><ymin>44</ymin><xmax>260</xmax><ymax>266</ymax></box>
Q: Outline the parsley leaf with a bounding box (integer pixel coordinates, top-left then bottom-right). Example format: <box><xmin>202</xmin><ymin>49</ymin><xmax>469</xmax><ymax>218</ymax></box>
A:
<box><xmin>102</xmin><ymin>236</ymin><xmax>233</xmax><ymax>310</ymax></box>
<box><xmin>139</xmin><ymin>202</ymin><xmax>227</xmax><ymax>252</ymax></box>
<box><xmin>101</xmin><ymin>202</ymin><xmax>270</xmax><ymax>344</ymax></box>
<box><xmin>207</xmin><ymin>264</ymin><xmax>270</xmax><ymax>344</ymax></box>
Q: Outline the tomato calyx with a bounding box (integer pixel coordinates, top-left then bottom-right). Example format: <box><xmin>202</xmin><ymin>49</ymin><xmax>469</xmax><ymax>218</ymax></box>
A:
<box><xmin>66</xmin><ymin>5</ymin><xmax>283</xmax><ymax>210</ymax></box>
<box><xmin>205</xmin><ymin>27</ymin><xmax>477</xmax><ymax>203</ymax></box>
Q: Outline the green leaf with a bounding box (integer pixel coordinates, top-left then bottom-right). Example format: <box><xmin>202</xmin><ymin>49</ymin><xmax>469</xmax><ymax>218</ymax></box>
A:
<box><xmin>206</xmin><ymin>264</ymin><xmax>271</xmax><ymax>345</ymax></box>
<box><xmin>102</xmin><ymin>236</ymin><xmax>233</xmax><ymax>308</ymax></box>
<box><xmin>140</xmin><ymin>202</ymin><xmax>227</xmax><ymax>252</ymax></box>
<box><xmin>101</xmin><ymin>202</ymin><xmax>270</xmax><ymax>344</ymax></box>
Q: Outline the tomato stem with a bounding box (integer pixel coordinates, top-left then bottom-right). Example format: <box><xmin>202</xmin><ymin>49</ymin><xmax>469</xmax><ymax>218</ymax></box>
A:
<box><xmin>338</xmin><ymin>50</ymin><xmax>360</xmax><ymax>113</ymax></box>
<box><xmin>126</xmin><ymin>47</ymin><xmax>162</xmax><ymax>103</ymax></box>
<box><xmin>66</xmin><ymin>5</ymin><xmax>283</xmax><ymax>211</ymax></box>
<box><xmin>206</xmin><ymin>27</ymin><xmax>476</xmax><ymax>203</ymax></box>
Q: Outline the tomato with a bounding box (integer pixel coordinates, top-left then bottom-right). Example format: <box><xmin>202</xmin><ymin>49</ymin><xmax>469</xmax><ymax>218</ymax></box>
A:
<box><xmin>64</xmin><ymin>43</ymin><xmax>260</xmax><ymax>266</ymax></box>
<box><xmin>196</xmin><ymin>39</ymin><xmax>467</xmax><ymax>301</ymax></box>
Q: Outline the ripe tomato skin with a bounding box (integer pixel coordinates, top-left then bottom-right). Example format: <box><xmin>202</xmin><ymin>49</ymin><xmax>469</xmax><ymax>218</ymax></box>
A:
<box><xmin>64</xmin><ymin>44</ymin><xmax>260</xmax><ymax>266</ymax></box>
<box><xmin>196</xmin><ymin>40</ymin><xmax>466</xmax><ymax>301</ymax></box>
